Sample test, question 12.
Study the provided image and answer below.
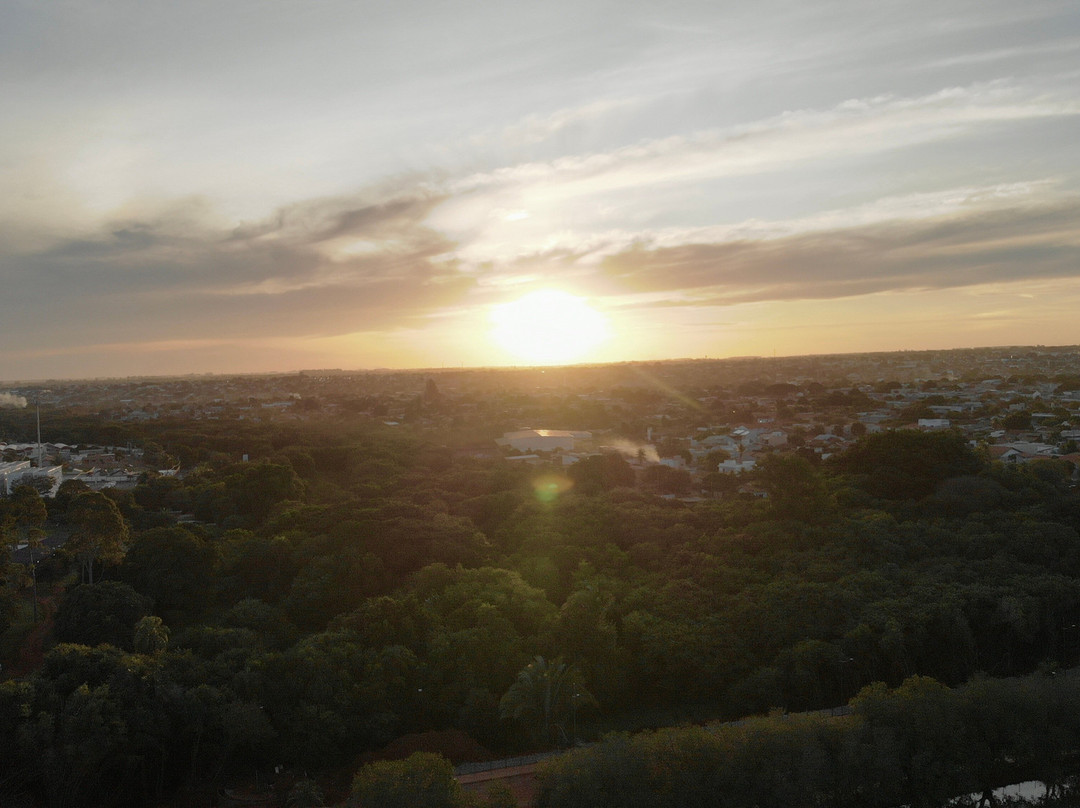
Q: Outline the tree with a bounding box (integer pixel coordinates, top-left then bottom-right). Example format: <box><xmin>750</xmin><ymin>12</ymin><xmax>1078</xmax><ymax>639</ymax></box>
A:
<box><xmin>351</xmin><ymin>752</ymin><xmax>463</xmax><ymax>808</ymax></box>
<box><xmin>700</xmin><ymin>471</ymin><xmax>738</xmax><ymax>496</ymax></box>
<box><xmin>141</xmin><ymin>440</ymin><xmax>177</xmax><ymax>470</ymax></box>
<box><xmin>851</xmin><ymin>676</ymin><xmax>970</xmax><ymax>808</ymax></box>
<box><xmin>228</xmin><ymin>461</ymin><xmax>307</xmax><ymax>525</ymax></box>
<box><xmin>755</xmin><ymin>453</ymin><xmax>833</xmax><ymax>523</ymax></box>
<box><xmin>567</xmin><ymin>453</ymin><xmax>635</xmax><ymax>495</ymax></box>
<box><xmin>67</xmin><ymin>491</ymin><xmax>129</xmax><ymax>584</ymax></box>
<box><xmin>703</xmin><ymin>448</ymin><xmax>731</xmax><ymax>468</ymax></box>
<box><xmin>831</xmin><ymin>429</ymin><xmax>984</xmax><ymax>501</ymax></box>
<box><xmin>287</xmin><ymin>777</ymin><xmax>325</xmax><ymax>808</ymax></box>
<box><xmin>1001</xmin><ymin>410</ymin><xmax>1032</xmax><ymax>431</ymax></box>
<box><xmin>500</xmin><ymin>656</ymin><xmax>596</xmax><ymax>747</ymax></box>
<box><xmin>17</xmin><ymin>473</ymin><xmax>55</xmax><ymax>497</ymax></box>
<box><xmin>53</xmin><ymin>581</ymin><xmax>151</xmax><ymax>650</ymax></box>
<box><xmin>23</xmin><ymin>641</ymin><xmax>205</xmax><ymax>807</ymax></box>
<box><xmin>641</xmin><ymin>465</ymin><xmax>692</xmax><ymax>496</ymax></box>
<box><xmin>479</xmin><ymin>782</ymin><xmax>518</xmax><ymax>808</ymax></box>
<box><xmin>2</xmin><ymin>485</ymin><xmax>47</xmax><ymax>621</ymax></box>
<box><xmin>133</xmin><ymin>615</ymin><xmax>169</xmax><ymax>655</ymax></box>
<box><xmin>553</xmin><ymin>587</ymin><xmax>621</xmax><ymax>705</ymax></box>
<box><xmin>52</xmin><ymin>478</ymin><xmax>91</xmax><ymax>516</ymax></box>
<box><xmin>120</xmin><ymin>526</ymin><xmax>216</xmax><ymax>625</ymax></box>
<box><xmin>8</xmin><ymin>484</ymin><xmax>47</xmax><ymax>533</ymax></box>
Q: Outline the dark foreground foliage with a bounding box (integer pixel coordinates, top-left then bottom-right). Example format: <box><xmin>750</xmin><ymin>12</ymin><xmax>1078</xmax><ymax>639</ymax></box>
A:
<box><xmin>538</xmin><ymin>674</ymin><xmax>1080</xmax><ymax>808</ymax></box>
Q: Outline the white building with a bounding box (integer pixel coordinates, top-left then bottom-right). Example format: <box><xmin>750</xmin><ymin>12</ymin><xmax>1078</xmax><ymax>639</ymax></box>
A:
<box><xmin>496</xmin><ymin>429</ymin><xmax>591</xmax><ymax>453</ymax></box>
<box><xmin>0</xmin><ymin>461</ymin><xmax>31</xmax><ymax>494</ymax></box>
<box><xmin>0</xmin><ymin>460</ymin><xmax>63</xmax><ymax>497</ymax></box>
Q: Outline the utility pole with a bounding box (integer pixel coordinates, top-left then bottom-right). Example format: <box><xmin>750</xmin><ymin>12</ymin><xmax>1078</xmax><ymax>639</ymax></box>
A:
<box><xmin>29</xmin><ymin>539</ymin><xmax>38</xmax><ymax>624</ymax></box>
<box><xmin>35</xmin><ymin>394</ymin><xmax>42</xmax><ymax>468</ymax></box>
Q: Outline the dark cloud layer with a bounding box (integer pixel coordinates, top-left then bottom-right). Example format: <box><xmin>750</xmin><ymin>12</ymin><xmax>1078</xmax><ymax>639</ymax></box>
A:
<box><xmin>598</xmin><ymin>200</ymin><xmax>1080</xmax><ymax>306</ymax></box>
<box><xmin>1</xmin><ymin>191</ymin><xmax>467</xmax><ymax>347</ymax></box>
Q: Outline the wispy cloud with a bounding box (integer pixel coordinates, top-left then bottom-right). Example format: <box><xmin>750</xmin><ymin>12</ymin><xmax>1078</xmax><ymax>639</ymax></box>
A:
<box><xmin>453</xmin><ymin>82</ymin><xmax>1079</xmax><ymax>201</ymax></box>
<box><xmin>918</xmin><ymin>36</ymin><xmax>1080</xmax><ymax>70</ymax></box>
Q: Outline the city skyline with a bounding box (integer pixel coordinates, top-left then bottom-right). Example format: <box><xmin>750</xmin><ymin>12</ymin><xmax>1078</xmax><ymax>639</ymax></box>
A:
<box><xmin>3</xmin><ymin>0</ymin><xmax>1080</xmax><ymax>380</ymax></box>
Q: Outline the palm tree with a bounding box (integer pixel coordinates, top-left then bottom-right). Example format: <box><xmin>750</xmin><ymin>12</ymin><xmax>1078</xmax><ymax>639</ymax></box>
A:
<box><xmin>499</xmin><ymin>656</ymin><xmax>597</xmax><ymax>746</ymax></box>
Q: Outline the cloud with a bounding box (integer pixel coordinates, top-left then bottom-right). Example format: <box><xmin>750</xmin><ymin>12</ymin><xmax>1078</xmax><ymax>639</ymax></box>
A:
<box><xmin>486</xmin><ymin>98</ymin><xmax>647</xmax><ymax>149</ymax></box>
<box><xmin>432</xmin><ymin>81</ymin><xmax>1080</xmax><ymax>271</ymax></box>
<box><xmin>453</xmin><ymin>82</ymin><xmax>1080</xmax><ymax>202</ymax></box>
<box><xmin>594</xmin><ymin>198</ymin><xmax>1080</xmax><ymax>306</ymax></box>
<box><xmin>917</xmin><ymin>36</ymin><xmax>1080</xmax><ymax>70</ymax></box>
<box><xmin>0</xmin><ymin>187</ymin><xmax>470</xmax><ymax>347</ymax></box>
<box><xmin>5</xmin><ymin>73</ymin><xmax>1078</xmax><ymax>366</ymax></box>
<box><xmin>460</xmin><ymin>182</ymin><xmax>1080</xmax><ymax>310</ymax></box>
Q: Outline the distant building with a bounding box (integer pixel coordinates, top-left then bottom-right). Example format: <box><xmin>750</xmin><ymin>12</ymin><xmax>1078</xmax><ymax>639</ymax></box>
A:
<box><xmin>68</xmin><ymin>469</ymin><xmax>141</xmax><ymax>490</ymax></box>
<box><xmin>993</xmin><ymin>441</ymin><xmax>1056</xmax><ymax>458</ymax></box>
<box><xmin>0</xmin><ymin>460</ymin><xmax>63</xmax><ymax>497</ymax></box>
<box><xmin>496</xmin><ymin>429</ymin><xmax>591</xmax><ymax>453</ymax></box>
<box><xmin>503</xmin><ymin>454</ymin><xmax>544</xmax><ymax>465</ymax></box>
<box><xmin>0</xmin><ymin>461</ymin><xmax>32</xmax><ymax>494</ymax></box>
<box><xmin>717</xmin><ymin>459</ymin><xmax>757</xmax><ymax>474</ymax></box>
<box><xmin>760</xmin><ymin>430</ymin><xmax>789</xmax><ymax>447</ymax></box>
<box><xmin>691</xmin><ymin>434</ymin><xmax>741</xmax><ymax>453</ymax></box>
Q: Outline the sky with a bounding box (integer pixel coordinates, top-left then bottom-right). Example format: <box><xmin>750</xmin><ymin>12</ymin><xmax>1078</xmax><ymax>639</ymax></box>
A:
<box><xmin>3</xmin><ymin>0</ymin><xmax>1079</xmax><ymax>380</ymax></box>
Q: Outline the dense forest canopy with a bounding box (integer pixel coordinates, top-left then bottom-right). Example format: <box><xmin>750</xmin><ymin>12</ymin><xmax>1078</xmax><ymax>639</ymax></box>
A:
<box><xmin>1</xmin><ymin>354</ymin><xmax>1079</xmax><ymax>806</ymax></box>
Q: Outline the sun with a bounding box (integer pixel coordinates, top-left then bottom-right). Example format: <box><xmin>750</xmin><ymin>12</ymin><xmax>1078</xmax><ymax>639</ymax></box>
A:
<box><xmin>489</xmin><ymin>290</ymin><xmax>609</xmax><ymax>365</ymax></box>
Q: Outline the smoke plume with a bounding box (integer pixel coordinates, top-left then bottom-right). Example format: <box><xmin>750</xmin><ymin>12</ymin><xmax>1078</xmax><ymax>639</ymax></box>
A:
<box><xmin>603</xmin><ymin>438</ymin><xmax>660</xmax><ymax>463</ymax></box>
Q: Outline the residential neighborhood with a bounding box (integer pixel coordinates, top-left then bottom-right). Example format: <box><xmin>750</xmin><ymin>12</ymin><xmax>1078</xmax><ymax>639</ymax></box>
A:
<box><xmin>2</xmin><ymin>344</ymin><xmax>1079</xmax><ymax>499</ymax></box>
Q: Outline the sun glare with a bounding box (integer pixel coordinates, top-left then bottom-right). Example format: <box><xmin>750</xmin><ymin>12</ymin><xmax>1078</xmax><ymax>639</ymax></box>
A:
<box><xmin>489</xmin><ymin>290</ymin><xmax>609</xmax><ymax>365</ymax></box>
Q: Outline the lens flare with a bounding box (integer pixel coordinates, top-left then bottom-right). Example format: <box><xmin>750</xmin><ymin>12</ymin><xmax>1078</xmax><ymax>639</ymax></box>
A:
<box><xmin>532</xmin><ymin>473</ymin><xmax>573</xmax><ymax>504</ymax></box>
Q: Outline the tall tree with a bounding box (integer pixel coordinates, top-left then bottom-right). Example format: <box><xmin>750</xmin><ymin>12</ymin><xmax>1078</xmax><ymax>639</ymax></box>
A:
<box><xmin>67</xmin><ymin>491</ymin><xmax>129</xmax><ymax>584</ymax></box>
<box><xmin>53</xmin><ymin>581</ymin><xmax>151</xmax><ymax>649</ymax></box>
<box><xmin>2</xmin><ymin>485</ymin><xmax>48</xmax><ymax>621</ymax></box>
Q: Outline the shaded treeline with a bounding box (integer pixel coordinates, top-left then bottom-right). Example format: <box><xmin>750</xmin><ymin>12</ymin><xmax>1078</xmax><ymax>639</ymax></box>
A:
<box><xmin>537</xmin><ymin>673</ymin><xmax>1080</xmax><ymax>808</ymax></box>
